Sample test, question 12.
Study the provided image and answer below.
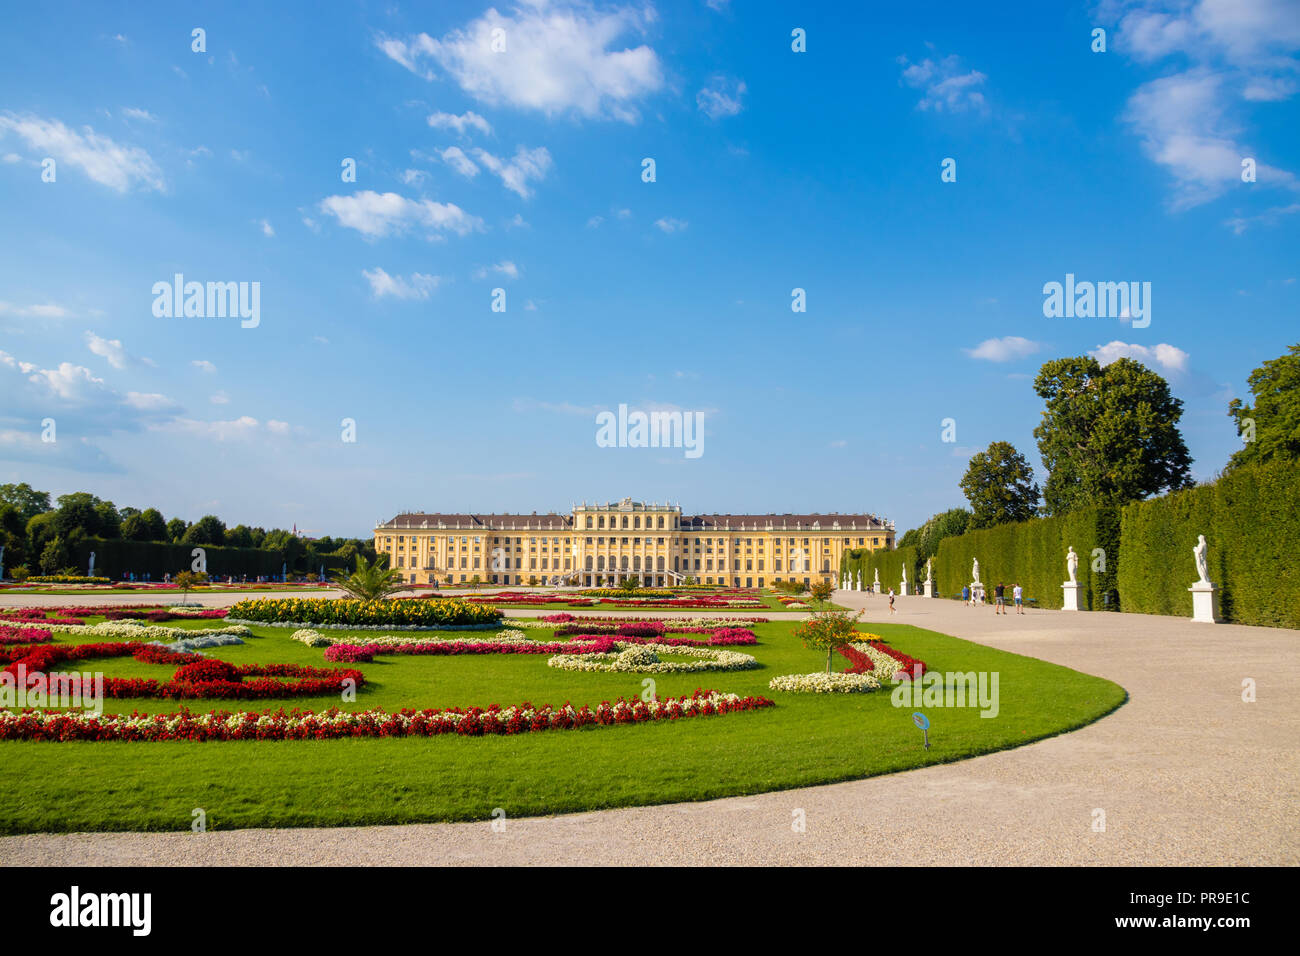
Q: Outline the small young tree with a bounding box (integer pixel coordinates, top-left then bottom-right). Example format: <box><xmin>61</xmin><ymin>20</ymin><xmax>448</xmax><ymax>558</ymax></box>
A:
<box><xmin>793</xmin><ymin>609</ymin><xmax>863</xmax><ymax>674</ymax></box>
<box><xmin>174</xmin><ymin>569</ymin><xmax>208</xmax><ymax>602</ymax></box>
<box><xmin>619</xmin><ymin>575</ymin><xmax>639</xmax><ymax>593</ymax></box>
<box><xmin>809</xmin><ymin>579</ymin><xmax>835</xmax><ymax>605</ymax></box>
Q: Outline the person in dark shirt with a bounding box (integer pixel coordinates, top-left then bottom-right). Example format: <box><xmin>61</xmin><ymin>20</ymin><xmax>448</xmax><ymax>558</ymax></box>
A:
<box><xmin>995</xmin><ymin>582</ymin><xmax>1006</xmax><ymax>615</ymax></box>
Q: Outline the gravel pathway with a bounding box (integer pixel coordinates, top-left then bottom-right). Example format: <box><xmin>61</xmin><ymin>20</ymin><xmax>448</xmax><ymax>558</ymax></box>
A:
<box><xmin>3</xmin><ymin>589</ymin><xmax>1296</xmax><ymax>866</ymax></box>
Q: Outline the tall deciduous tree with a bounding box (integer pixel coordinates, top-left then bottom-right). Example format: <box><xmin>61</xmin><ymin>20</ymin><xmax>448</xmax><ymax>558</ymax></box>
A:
<box><xmin>960</xmin><ymin>442</ymin><xmax>1041</xmax><ymax>529</ymax></box>
<box><xmin>1033</xmin><ymin>356</ymin><xmax>1193</xmax><ymax>515</ymax></box>
<box><xmin>182</xmin><ymin>514</ymin><xmax>227</xmax><ymax>546</ymax></box>
<box><xmin>1227</xmin><ymin>343</ymin><xmax>1300</xmax><ymax>470</ymax></box>
<box><xmin>0</xmin><ymin>483</ymin><xmax>51</xmax><ymax>525</ymax></box>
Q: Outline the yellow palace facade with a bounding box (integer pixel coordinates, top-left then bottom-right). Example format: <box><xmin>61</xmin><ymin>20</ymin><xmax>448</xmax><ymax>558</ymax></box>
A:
<box><xmin>374</xmin><ymin>498</ymin><xmax>894</xmax><ymax>588</ymax></box>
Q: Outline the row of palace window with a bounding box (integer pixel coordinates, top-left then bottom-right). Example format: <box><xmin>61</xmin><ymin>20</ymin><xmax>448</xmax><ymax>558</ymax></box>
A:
<box><xmin>405</xmin><ymin>573</ymin><xmax>822</xmax><ymax>587</ymax></box>
<box><xmin>381</xmin><ymin>534</ymin><xmax>885</xmax><ymax>551</ymax></box>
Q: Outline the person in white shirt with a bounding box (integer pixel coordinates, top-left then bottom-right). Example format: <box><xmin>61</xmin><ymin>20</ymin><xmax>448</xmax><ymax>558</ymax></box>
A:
<box><xmin>1013</xmin><ymin>583</ymin><xmax>1024</xmax><ymax>615</ymax></box>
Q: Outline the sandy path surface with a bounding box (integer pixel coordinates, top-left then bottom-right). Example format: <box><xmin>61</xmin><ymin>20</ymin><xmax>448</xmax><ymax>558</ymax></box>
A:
<box><xmin>2</xmin><ymin>589</ymin><xmax>1296</xmax><ymax>866</ymax></box>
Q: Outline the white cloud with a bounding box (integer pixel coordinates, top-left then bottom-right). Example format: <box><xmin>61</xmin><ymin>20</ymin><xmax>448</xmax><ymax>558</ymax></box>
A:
<box><xmin>192</xmin><ymin>359</ymin><xmax>217</xmax><ymax>373</ymax></box>
<box><xmin>362</xmin><ymin>267</ymin><xmax>443</xmax><ymax>300</ymax></box>
<box><xmin>266</xmin><ymin>419</ymin><xmax>290</xmax><ymax>435</ymax></box>
<box><xmin>1090</xmin><ymin>340</ymin><xmax>1190</xmax><ymax>375</ymax></box>
<box><xmin>124</xmin><ymin>391</ymin><xmax>176</xmax><ymax>411</ymax></box>
<box><xmin>1225</xmin><ymin>201</ymin><xmax>1300</xmax><ymax>233</ymax></box>
<box><xmin>427</xmin><ymin>110</ymin><xmax>493</xmax><ymax>136</ymax></box>
<box><xmin>471</xmin><ymin>145</ymin><xmax>553</xmax><ymax>198</ymax></box>
<box><xmin>507</xmin><ymin>213</ymin><xmax>530</xmax><ymax>229</ymax></box>
<box><xmin>122</xmin><ymin>107</ymin><xmax>157</xmax><ymax>122</ymax></box>
<box><xmin>473</xmin><ymin>260</ymin><xmax>519</xmax><ymax>280</ymax></box>
<box><xmin>696</xmin><ymin>76</ymin><xmax>747</xmax><ymax>119</ymax></box>
<box><xmin>587</xmin><ymin>215</ymin><xmax>604</xmax><ymax>228</ymax></box>
<box><xmin>897</xmin><ymin>53</ymin><xmax>988</xmax><ymax>113</ymax></box>
<box><xmin>375</xmin><ymin>3</ymin><xmax>664</xmax><ymax>122</ymax></box>
<box><xmin>1110</xmin><ymin>1</ymin><xmax>1300</xmax><ymax>212</ymax></box>
<box><xmin>963</xmin><ymin>336</ymin><xmax>1042</xmax><ymax>362</ymax></box>
<box><xmin>0</xmin><ymin>112</ymin><xmax>165</xmax><ymax>192</ymax></box>
<box><xmin>400</xmin><ymin>168</ymin><xmax>428</xmax><ymax>186</ymax></box>
<box><xmin>164</xmin><ymin>416</ymin><xmax>262</xmax><ymax>441</ymax></box>
<box><xmin>210</xmin><ymin>390</ymin><xmax>230</xmax><ymax>404</ymax></box>
<box><xmin>258</xmin><ymin>218</ymin><xmax>274</xmax><ymax>237</ymax></box>
<box><xmin>318</xmin><ymin>190</ymin><xmax>484</xmax><ymax>239</ymax></box>
<box><xmin>0</xmin><ymin>301</ymin><xmax>71</xmax><ymax>319</ymax></box>
<box><xmin>654</xmin><ymin>216</ymin><xmax>687</xmax><ymax>233</ymax></box>
<box><xmin>439</xmin><ymin>145</ymin><xmax>480</xmax><ymax>178</ymax></box>
<box><xmin>83</xmin><ymin>331</ymin><xmax>130</xmax><ymax>369</ymax></box>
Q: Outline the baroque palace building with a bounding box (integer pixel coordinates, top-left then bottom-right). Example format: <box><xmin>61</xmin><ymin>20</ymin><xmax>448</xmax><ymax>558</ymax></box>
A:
<box><xmin>374</xmin><ymin>498</ymin><xmax>894</xmax><ymax>588</ymax></box>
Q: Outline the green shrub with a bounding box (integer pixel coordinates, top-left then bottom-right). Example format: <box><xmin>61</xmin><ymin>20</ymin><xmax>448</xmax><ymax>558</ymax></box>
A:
<box><xmin>932</xmin><ymin>507</ymin><xmax>1119</xmax><ymax>610</ymax></box>
<box><xmin>227</xmin><ymin>596</ymin><xmax>503</xmax><ymax>628</ymax></box>
<box><xmin>1118</xmin><ymin>460</ymin><xmax>1300</xmax><ymax>627</ymax></box>
<box><xmin>840</xmin><ymin>545</ymin><xmax>920</xmax><ymax>594</ymax></box>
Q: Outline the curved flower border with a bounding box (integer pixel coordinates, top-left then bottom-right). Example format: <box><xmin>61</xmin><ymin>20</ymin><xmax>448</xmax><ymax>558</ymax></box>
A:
<box><xmin>547</xmin><ymin>641</ymin><xmax>759</xmax><ymax>674</ymax></box>
<box><xmin>0</xmin><ymin>690</ymin><xmax>776</xmax><ymax>742</ymax></box>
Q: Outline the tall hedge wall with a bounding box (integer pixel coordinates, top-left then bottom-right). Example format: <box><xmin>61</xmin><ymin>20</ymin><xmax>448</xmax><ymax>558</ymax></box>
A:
<box><xmin>1118</xmin><ymin>459</ymin><xmax>1300</xmax><ymax>628</ymax></box>
<box><xmin>65</xmin><ymin>538</ymin><xmax>356</xmax><ymax>580</ymax></box>
<box><xmin>840</xmin><ymin>545</ymin><xmax>920</xmax><ymax>593</ymax></box>
<box><xmin>931</xmin><ymin>506</ymin><xmax>1120</xmax><ymax>610</ymax></box>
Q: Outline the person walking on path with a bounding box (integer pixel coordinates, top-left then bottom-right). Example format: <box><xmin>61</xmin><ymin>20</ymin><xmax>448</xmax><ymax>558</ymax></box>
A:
<box><xmin>994</xmin><ymin>582</ymin><xmax>1006</xmax><ymax>615</ymax></box>
<box><xmin>1013</xmin><ymin>583</ymin><xmax>1024</xmax><ymax>615</ymax></box>
<box><xmin>962</xmin><ymin>584</ymin><xmax>970</xmax><ymax>606</ymax></box>
<box><xmin>888</xmin><ymin>587</ymin><xmax>896</xmax><ymax>615</ymax></box>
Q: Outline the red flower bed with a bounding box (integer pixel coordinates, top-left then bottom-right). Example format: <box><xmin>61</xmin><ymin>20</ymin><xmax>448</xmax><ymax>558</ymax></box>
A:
<box><xmin>837</xmin><ymin>639</ymin><xmax>927</xmax><ymax>680</ymax></box>
<box><xmin>0</xmin><ymin>690</ymin><xmax>776</xmax><ymax>742</ymax></box>
<box><xmin>1</xmin><ymin>640</ymin><xmax>362</xmax><ymax>700</ymax></box>
<box><xmin>173</xmin><ymin>659</ymin><xmax>241</xmax><ymax>683</ymax></box>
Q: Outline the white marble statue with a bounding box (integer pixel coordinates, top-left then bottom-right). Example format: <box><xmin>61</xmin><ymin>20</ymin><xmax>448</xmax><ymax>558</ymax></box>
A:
<box><xmin>925</xmin><ymin>558</ymin><xmax>933</xmax><ymax>583</ymax></box>
<box><xmin>901</xmin><ymin>566</ymin><xmax>908</xmax><ymax>588</ymax></box>
<box><xmin>873</xmin><ymin>568</ymin><xmax>881</xmax><ymax>588</ymax></box>
<box><xmin>88</xmin><ymin>551</ymin><xmax>96</xmax><ymax>577</ymax></box>
<box><xmin>1194</xmin><ymin>535</ymin><xmax>1209</xmax><ymax>585</ymax></box>
<box><xmin>1066</xmin><ymin>546</ymin><xmax>1078</xmax><ymax>584</ymax></box>
<box><xmin>971</xmin><ymin>558</ymin><xmax>980</xmax><ymax>585</ymax></box>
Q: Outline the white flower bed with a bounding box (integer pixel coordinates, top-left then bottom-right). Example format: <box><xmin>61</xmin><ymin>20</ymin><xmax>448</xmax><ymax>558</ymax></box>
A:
<box><xmin>291</xmin><ymin>628</ymin><xmax>538</xmax><ymax>648</ymax></box>
<box><xmin>547</xmin><ymin>641</ymin><xmax>759</xmax><ymax>674</ymax></box>
<box><xmin>767</xmin><ymin>672</ymin><xmax>881</xmax><ymax>694</ymax></box>
<box><xmin>515</xmin><ymin>616</ymin><xmax>767</xmax><ymax>630</ymax></box>
<box><xmin>848</xmin><ymin>641</ymin><xmax>910</xmax><ymax>680</ymax></box>
<box><xmin>6</xmin><ymin>620</ymin><xmax>251</xmax><ymax>641</ymax></box>
<box><xmin>151</xmin><ymin>634</ymin><xmax>246</xmax><ymax>652</ymax></box>
<box><xmin>226</xmin><ymin>618</ymin><xmax>500</xmax><ymax>632</ymax></box>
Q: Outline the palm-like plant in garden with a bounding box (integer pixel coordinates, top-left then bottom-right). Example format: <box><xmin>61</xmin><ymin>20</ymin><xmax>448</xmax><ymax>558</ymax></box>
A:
<box><xmin>329</xmin><ymin>554</ymin><xmax>406</xmax><ymax>601</ymax></box>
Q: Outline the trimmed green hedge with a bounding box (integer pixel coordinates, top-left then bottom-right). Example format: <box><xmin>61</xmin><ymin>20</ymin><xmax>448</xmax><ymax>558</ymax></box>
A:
<box><xmin>840</xmin><ymin>545</ymin><xmax>920</xmax><ymax>594</ymax></box>
<box><xmin>1119</xmin><ymin>459</ymin><xmax>1300</xmax><ymax>627</ymax></box>
<box><xmin>66</xmin><ymin>538</ymin><xmax>356</xmax><ymax>580</ymax></box>
<box><xmin>227</xmin><ymin>597</ymin><xmax>503</xmax><ymax>628</ymax></box>
<box><xmin>930</xmin><ymin>507</ymin><xmax>1120</xmax><ymax>610</ymax></box>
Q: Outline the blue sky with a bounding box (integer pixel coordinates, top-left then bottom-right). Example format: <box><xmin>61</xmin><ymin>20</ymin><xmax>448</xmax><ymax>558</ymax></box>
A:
<box><xmin>1</xmin><ymin>0</ymin><xmax>1297</xmax><ymax>537</ymax></box>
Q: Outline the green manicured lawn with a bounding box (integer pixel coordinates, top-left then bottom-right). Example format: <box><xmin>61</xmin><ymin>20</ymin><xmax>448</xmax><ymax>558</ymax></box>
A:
<box><xmin>0</xmin><ymin>616</ymin><xmax>1125</xmax><ymax>834</ymax></box>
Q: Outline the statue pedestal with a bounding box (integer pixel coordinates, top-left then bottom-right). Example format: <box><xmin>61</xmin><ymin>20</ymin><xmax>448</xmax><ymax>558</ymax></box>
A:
<box><xmin>1188</xmin><ymin>582</ymin><xmax>1220</xmax><ymax>623</ymax></box>
<box><xmin>1061</xmin><ymin>582</ymin><xmax>1082</xmax><ymax>611</ymax></box>
<box><xmin>923</xmin><ymin>580</ymin><xmax>935</xmax><ymax>598</ymax></box>
<box><xmin>970</xmin><ymin>583</ymin><xmax>983</xmax><ymax>604</ymax></box>
<box><xmin>899</xmin><ymin>581</ymin><xmax>907</xmax><ymax>597</ymax></box>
